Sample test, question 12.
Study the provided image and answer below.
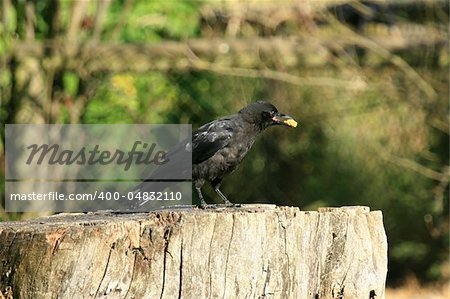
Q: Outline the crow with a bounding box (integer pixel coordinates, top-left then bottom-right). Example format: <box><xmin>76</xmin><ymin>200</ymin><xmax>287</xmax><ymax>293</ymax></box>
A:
<box><xmin>192</xmin><ymin>101</ymin><xmax>297</xmax><ymax>208</ymax></box>
<box><xmin>131</xmin><ymin>101</ymin><xmax>297</xmax><ymax>210</ymax></box>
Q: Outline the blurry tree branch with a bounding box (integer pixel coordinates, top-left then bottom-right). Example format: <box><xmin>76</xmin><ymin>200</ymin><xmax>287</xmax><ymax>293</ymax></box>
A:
<box><xmin>12</xmin><ymin>25</ymin><xmax>446</xmax><ymax>75</ymax></box>
<box><xmin>0</xmin><ymin>0</ymin><xmax>9</xmax><ymax>25</ymax></box>
<box><xmin>429</xmin><ymin>117</ymin><xmax>449</xmax><ymax>135</ymax></box>
<box><xmin>347</xmin><ymin>30</ymin><xmax>438</xmax><ymax>100</ymax></box>
<box><xmin>92</xmin><ymin>0</ymin><xmax>111</xmax><ymax>42</ymax></box>
<box><xmin>201</xmin><ymin>0</ymin><xmax>448</xmax><ymax>43</ymax></box>
<box><xmin>67</xmin><ymin>1</ymin><xmax>89</xmax><ymax>41</ymax></box>
<box><xmin>111</xmin><ymin>0</ymin><xmax>134</xmax><ymax>41</ymax></box>
<box><xmin>184</xmin><ymin>46</ymin><xmax>362</xmax><ymax>89</ymax></box>
<box><xmin>384</xmin><ymin>153</ymin><xmax>448</xmax><ymax>182</ymax></box>
<box><xmin>24</xmin><ymin>0</ymin><xmax>36</xmax><ymax>41</ymax></box>
<box><xmin>382</xmin><ymin>152</ymin><xmax>449</xmax><ymax>229</ymax></box>
<box><xmin>432</xmin><ymin>166</ymin><xmax>450</xmax><ymax>214</ymax></box>
<box><xmin>322</xmin><ymin>12</ymin><xmax>442</xmax><ymax>99</ymax></box>
<box><xmin>202</xmin><ymin>0</ymin><xmax>448</xmax><ymax>13</ymax></box>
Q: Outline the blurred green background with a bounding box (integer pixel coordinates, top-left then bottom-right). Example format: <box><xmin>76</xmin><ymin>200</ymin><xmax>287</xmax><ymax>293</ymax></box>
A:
<box><xmin>0</xmin><ymin>0</ymin><xmax>448</xmax><ymax>287</ymax></box>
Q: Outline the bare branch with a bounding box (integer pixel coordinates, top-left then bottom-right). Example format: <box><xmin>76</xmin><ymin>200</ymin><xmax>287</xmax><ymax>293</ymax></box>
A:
<box><xmin>1</xmin><ymin>0</ymin><xmax>11</xmax><ymax>25</ymax></box>
<box><xmin>92</xmin><ymin>0</ymin><xmax>111</xmax><ymax>42</ymax></box>
<box><xmin>24</xmin><ymin>0</ymin><xmax>36</xmax><ymax>41</ymax></box>
<box><xmin>185</xmin><ymin>46</ymin><xmax>363</xmax><ymax>89</ymax></box>
<box><xmin>11</xmin><ymin>25</ymin><xmax>446</xmax><ymax>74</ymax></box>
<box><xmin>385</xmin><ymin>153</ymin><xmax>447</xmax><ymax>181</ymax></box>
<box><xmin>433</xmin><ymin>166</ymin><xmax>450</xmax><ymax>214</ymax></box>
<box><xmin>429</xmin><ymin>117</ymin><xmax>450</xmax><ymax>135</ymax></box>
<box><xmin>111</xmin><ymin>0</ymin><xmax>134</xmax><ymax>41</ymax></box>
<box><xmin>324</xmin><ymin>15</ymin><xmax>441</xmax><ymax>99</ymax></box>
<box><xmin>66</xmin><ymin>0</ymin><xmax>89</xmax><ymax>41</ymax></box>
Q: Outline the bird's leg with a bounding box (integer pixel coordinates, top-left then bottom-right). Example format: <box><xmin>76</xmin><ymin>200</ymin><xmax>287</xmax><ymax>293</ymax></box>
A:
<box><xmin>215</xmin><ymin>187</ymin><xmax>233</xmax><ymax>206</ymax></box>
<box><xmin>212</xmin><ymin>180</ymin><xmax>238</xmax><ymax>207</ymax></box>
<box><xmin>195</xmin><ymin>187</ymin><xmax>208</xmax><ymax>209</ymax></box>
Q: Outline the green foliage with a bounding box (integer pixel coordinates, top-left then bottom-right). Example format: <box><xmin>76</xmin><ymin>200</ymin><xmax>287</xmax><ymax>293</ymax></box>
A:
<box><xmin>83</xmin><ymin>72</ymin><xmax>184</xmax><ymax>123</ymax></box>
<box><xmin>63</xmin><ymin>72</ymin><xmax>79</xmax><ymax>97</ymax></box>
<box><xmin>106</xmin><ymin>0</ymin><xmax>200</xmax><ymax>42</ymax></box>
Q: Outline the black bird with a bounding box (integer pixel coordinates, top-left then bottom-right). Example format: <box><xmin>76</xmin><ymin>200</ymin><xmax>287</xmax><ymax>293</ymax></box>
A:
<box><xmin>131</xmin><ymin>101</ymin><xmax>297</xmax><ymax>210</ymax></box>
<box><xmin>192</xmin><ymin>101</ymin><xmax>297</xmax><ymax>208</ymax></box>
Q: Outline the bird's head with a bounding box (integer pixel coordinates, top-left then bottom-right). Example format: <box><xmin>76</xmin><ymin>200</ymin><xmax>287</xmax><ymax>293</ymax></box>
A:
<box><xmin>239</xmin><ymin>101</ymin><xmax>298</xmax><ymax>130</ymax></box>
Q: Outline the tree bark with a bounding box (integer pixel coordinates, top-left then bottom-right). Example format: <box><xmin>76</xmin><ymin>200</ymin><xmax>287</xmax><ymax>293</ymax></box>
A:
<box><xmin>0</xmin><ymin>205</ymin><xmax>387</xmax><ymax>299</ymax></box>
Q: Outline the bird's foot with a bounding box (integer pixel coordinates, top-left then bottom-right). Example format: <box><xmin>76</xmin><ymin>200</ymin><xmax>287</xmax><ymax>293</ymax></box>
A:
<box><xmin>199</xmin><ymin>199</ymin><xmax>208</xmax><ymax>209</ymax></box>
<box><xmin>198</xmin><ymin>200</ymin><xmax>208</xmax><ymax>210</ymax></box>
<box><xmin>224</xmin><ymin>200</ymin><xmax>241</xmax><ymax>208</ymax></box>
<box><xmin>198</xmin><ymin>203</ymin><xmax>220</xmax><ymax>209</ymax></box>
<box><xmin>198</xmin><ymin>199</ymin><xmax>222</xmax><ymax>209</ymax></box>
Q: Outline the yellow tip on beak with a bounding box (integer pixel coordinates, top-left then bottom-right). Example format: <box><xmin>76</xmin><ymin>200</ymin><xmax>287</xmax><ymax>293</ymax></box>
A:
<box><xmin>284</xmin><ymin>119</ymin><xmax>298</xmax><ymax>128</ymax></box>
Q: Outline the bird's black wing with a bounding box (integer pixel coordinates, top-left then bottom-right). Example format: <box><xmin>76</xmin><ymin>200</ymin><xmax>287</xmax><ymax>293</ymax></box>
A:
<box><xmin>192</xmin><ymin>117</ymin><xmax>234</xmax><ymax>164</ymax></box>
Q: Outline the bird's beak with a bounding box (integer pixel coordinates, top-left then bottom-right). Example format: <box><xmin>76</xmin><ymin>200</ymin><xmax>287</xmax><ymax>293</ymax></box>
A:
<box><xmin>272</xmin><ymin>113</ymin><xmax>298</xmax><ymax>128</ymax></box>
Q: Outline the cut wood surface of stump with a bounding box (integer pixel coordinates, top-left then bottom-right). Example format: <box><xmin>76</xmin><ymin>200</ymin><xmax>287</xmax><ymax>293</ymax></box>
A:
<box><xmin>0</xmin><ymin>205</ymin><xmax>387</xmax><ymax>299</ymax></box>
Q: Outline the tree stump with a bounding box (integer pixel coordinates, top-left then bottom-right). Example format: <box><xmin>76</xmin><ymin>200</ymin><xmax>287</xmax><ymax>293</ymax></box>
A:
<box><xmin>0</xmin><ymin>205</ymin><xmax>387</xmax><ymax>299</ymax></box>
